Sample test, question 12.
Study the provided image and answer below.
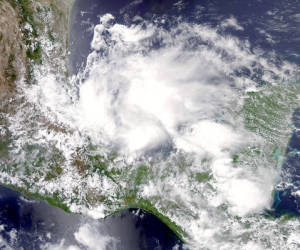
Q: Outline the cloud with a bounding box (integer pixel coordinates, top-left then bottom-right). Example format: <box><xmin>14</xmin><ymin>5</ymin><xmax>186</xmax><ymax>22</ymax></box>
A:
<box><xmin>74</xmin><ymin>223</ymin><xmax>116</xmax><ymax>250</ymax></box>
<box><xmin>74</xmin><ymin>13</ymin><xmax>293</xmax><ymax>158</ymax></box>
<box><xmin>43</xmin><ymin>240</ymin><xmax>80</xmax><ymax>250</ymax></box>
<box><xmin>21</xmin><ymin>13</ymin><xmax>295</xmax><ymax>217</ymax></box>
<box><xmin>221</xmin><ymin>16</ymin><xmax>244</xmax><ymax>31</ymax></box>
<box><xmin>26</xmin><ymin>13</ymin><xmax>295</xmax><ymax>159</ymax></box>
<box><xmin>41</xmin><ymin>223</ymin><xmax>117</xmax><ymax>250</ymax></box>
<box><xmin>11</xmin><ymin>12</ymin><xmax>300</xmax><ymax>249</ymax></box>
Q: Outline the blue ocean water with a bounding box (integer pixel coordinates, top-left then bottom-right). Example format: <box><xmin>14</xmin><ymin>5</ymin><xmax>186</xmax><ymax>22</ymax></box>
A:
<box><xmin>0</xmin><ymin>186</ymin><xmax>182</xmax><ymax>249</ymax></box>
<box><xmin>69</xmin><ymin>0</ymin><xmax>300</xmax><ymax>216</ymax></box>
<box><xmin>1</xmin><ymin>0</ymin><xmax>300</xmax><ymax>249</ymax></box>
<box><xmin>271</xmin><ymin>108</ymin><xmax>300</xmax><ymax>216</ymax></box>
<box><xmin>69</xmin><ymin>0</ymin><xmax>300</xmax><ymax>74</ymax></box>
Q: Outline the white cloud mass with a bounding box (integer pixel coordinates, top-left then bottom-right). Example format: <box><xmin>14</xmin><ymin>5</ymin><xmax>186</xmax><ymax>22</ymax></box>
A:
<box><xmin>12</xmin><ymin>12</ymin><xmax>299</xmax><ymax>250</ymax></box>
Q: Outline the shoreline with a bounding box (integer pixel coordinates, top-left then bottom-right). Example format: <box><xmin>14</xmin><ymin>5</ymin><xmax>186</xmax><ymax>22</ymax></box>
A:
<box><xmin>0</xmin><ymin>1</ymin><xmax>299</xmax><ymax>248</ymax></box>
<box><xmin>0</xmin><ymin>0</ymin><xmax>186</xmax><ymax>243</ymax></box>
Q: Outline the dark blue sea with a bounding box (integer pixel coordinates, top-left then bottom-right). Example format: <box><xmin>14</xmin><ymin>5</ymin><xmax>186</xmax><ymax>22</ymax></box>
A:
<box><xmin>0</xmin><ymin>0</ymin><xmax>299</xmax><ymax>249</ymax></box>
<box><xmin>69</xmin><ymin>0</ymin><xmax>300</xmax><ymax>217</ymax></box>
<box><xmin>0</xmin><ymin>186</ymin><xmax>182</xmax><ymax>249</ymax></box>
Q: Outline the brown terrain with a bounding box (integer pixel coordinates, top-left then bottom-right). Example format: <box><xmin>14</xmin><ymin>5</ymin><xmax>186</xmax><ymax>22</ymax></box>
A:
<box><xmin>0</xmin><ymin>0</ymin><xmax>73</xmax><ymax>158</ymax></box>
<box><xmin>0</xmin><ymin>0</ymin><xmax>26</xmax><ymax>106</ymax></box>
<box><xmin>0</xmin><ymin>0</ymin><xmax>72</xmax><ymax>106</ymax></box>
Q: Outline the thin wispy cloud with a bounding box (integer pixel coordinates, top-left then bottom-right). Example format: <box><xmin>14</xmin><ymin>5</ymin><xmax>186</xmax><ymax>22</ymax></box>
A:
<box><xmin>5</xmin><ymin>12</ymin><xmax>299</xmax><ymax>249</ymax></box>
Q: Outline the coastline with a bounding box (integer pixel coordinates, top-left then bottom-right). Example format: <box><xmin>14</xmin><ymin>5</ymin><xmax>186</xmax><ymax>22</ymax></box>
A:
<box><xmin>0</xmin><ymin>1</ymin><xmax>299</xmax><ymax>248</ymax></box>
<box><xmin>0</xmin><ymin>0</ymin><xmax>185</xmax><ymax>243</ymax></box>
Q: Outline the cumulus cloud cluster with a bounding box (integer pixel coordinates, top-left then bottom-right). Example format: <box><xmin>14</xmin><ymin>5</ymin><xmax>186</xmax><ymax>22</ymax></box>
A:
<box><xmin>23</xmin><ymin>12</ymin><xmax>297</xmax><ymax>226</ymax></box>
<box><xmin>42</xmin><ymin>223</ymin><xmax>116</xmax><ymax>250</ymax></box>
<box><xmin>69</xmin><ymin>14</ymin><xmax>291</xmax><ymax>217</ymax></box>
<box><xmin>75</xmin><ymin>14</ymin><xmax>293</xmax><ymax>157</ymax></box>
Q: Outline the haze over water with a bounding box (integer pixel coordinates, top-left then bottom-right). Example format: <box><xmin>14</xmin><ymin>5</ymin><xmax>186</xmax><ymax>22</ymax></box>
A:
<box><xmin>1</xmin><ymin>0</ymin><xmax>300</xmax><ymax>249</ymax></box>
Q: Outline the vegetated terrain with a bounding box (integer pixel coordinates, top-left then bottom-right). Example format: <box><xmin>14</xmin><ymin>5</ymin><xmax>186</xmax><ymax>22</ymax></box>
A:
<box><xmin>0</xmin><ymin>0</ymin><xmax>72</xmax><ymax>211</ymax></box>
<box><xmin>0</xmin><ymin>0</ymin><xmax>299</xmax><ymax>247</ymax></box>
<box><xmin>0</xmin><ymin>0</ymin><xmax>25</xmax><ymax>104</ymax></box>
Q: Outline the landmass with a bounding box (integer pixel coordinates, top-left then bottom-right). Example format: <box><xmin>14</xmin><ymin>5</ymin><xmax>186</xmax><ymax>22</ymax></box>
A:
<box><xmin>0</xmin><ymin>0</ymin><xmax>299</xmax><ymax>248</ymax></box>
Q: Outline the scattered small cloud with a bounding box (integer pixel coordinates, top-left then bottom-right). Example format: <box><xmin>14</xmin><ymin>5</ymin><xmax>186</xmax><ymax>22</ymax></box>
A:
<box><xmin>221</xmin><ymin>16</ymin><xmax>244</xmax><ymax>31</ymax></box>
